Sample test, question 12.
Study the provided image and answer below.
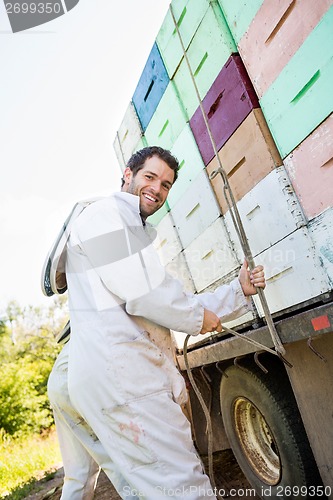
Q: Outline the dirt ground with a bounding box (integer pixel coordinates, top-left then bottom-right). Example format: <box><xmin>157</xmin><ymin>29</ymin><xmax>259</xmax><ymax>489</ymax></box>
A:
<box><xmin>24</xmin><ymin>449</ymin><xmax>260</xmax><ymax>500</ymax></box>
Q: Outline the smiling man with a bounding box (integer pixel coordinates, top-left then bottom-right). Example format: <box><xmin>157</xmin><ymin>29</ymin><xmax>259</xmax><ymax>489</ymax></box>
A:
<box><xmin>124</xmin><ymin>150</ymin><xmax>175</xmax><ymax>219</ymax></box>
<box><xmin>47</xmin><ymin>146</ymin><xmax>266</xmax><ymax>500</ymax></box>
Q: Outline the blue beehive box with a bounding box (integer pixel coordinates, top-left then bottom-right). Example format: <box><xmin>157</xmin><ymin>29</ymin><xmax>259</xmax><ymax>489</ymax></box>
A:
<box><xmin>132</xmin><ymin>43</ymin><xmax>169</xmax><ymax>131</ymax></box>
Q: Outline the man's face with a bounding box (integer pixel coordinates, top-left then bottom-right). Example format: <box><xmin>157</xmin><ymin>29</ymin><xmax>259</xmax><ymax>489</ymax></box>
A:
<box><xmin>123</xmin><ymin>156</ymin><xmax>175</xmax><ymax>220</ymax></box>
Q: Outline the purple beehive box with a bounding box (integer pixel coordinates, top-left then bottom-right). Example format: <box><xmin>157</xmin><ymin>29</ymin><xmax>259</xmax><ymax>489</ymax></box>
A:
<box><xmin>189</xmin><ymin>54</ymin><xmax>259</xmax><ymax>165</ymax></box>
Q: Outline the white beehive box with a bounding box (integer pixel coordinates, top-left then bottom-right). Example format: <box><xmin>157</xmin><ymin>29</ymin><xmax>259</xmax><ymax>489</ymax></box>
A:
<box><xmin>184</xmin><ymin>217</ymin><xmax>239</xmax><ymax>292</ymax></box>
<box><xmin>153</xmin><ymin>213</ymin><xmax>183</xmax><ymax>266</ymax></box>
<box><xmin>308</xmin><ymin>206</ymin><xmax>333</xmax><ymax>285</ymax></box>
<box><xmin>252</xmin><ymin>228</ymin><xmax>330</xmax><ymax>316</ymax></box>
<box><xmin>171</xmin><ymin>169</ymin><xmax>221</xmax><ymax>248</ymax></box>
<box><xmin>225</xmin><ymin>165</ymin><xmax>306</xmax><ymax>258</ymax></box>
<box><xmin>165</xmin><ymin>251</ymin><xmax>196</xmax><ymax>294</ymax></box>
<box><xmin>113</xmin><ymin>102</ymin><xmax>143</xmax><ymax>172</ymax></box>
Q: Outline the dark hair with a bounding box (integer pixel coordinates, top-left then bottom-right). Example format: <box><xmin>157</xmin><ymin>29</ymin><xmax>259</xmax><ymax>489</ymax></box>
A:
<box><xmin>121</xmin><ymin>146</ymin><xmax>179</xmax><ymax>187</ymax></box>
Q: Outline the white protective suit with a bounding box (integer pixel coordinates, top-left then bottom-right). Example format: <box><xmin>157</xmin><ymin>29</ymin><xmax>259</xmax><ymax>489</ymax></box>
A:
<box><xmin>48</xmin><ymin>341</ymin><xmax>141</xmax><ymax>500</ymax></box>
<box><xmin>54</xmin><ymin>191</ymin><xmax>250</xmax><ymax>499</ymax></box>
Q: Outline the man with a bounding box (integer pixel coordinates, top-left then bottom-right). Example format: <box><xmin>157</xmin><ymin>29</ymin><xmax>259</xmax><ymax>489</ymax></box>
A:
<box><xmin>47</xmin><ymin>146</ymin><xmax>265</xmax><ymax>499</ymax></box>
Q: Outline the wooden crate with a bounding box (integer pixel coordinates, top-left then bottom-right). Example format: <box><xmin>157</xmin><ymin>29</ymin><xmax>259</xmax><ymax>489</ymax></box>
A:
<box><xmin>113</xmin><ymin>102</ymin><xmax>143</xmax><ymax>171</ymax></box>
<box><xmin>252</xmin><ymin>228</ymin><xmax>330</xmax><ymax>316</ymax></box>
<box><xmin>144</xmin><ymin>81</ymin><xmax>187</xmax><ymax>151</ymax></box>
<box><xmin>173</xmin><ymin>1</ymin><xmax>236</xmax><ymax>119</ymax></box>
<box><xmin>224</xmin><ymin>166</ymin><xmax>306</xmax><ymax>258</ymax></box>
<box><xmin>132</xmin><ymin>43</ymin><xmax>169</xmax><ymax>131</ymax></box>
<box><xmin>238</xmin><ymin>0</ymin><xmax>332</xmax><ymax>98</ymax></box>
<box><xmin>217</xmin><ymin>0</ymin><xmax>264</xmax><ymax>44</ymax></box>
<box><xmin>284</xmin><ymin>114</ymin><xmax>333</xmax><ymax>220</ymax></box>
<box><xmin>206</xmin><ymin>108</ymin><xmax>282</xmax><ymax>213</ymax></box>
<box><xmin>156</xmin><ymin>0</ymin><xmax>210</xmax><ymax>78</ymax></box>
<box><xmin>153</xmin><ymin>213</ymin><xmax>183</xmax><ymax>266</ymax></box>
<box><xmin>171</xmin><ymin>169</ymin><xmax>221</xmax><ymax>248</ymax></box>
<box><xmin>168</xmin><ymin>124</ymin><xmax>205</xmax><ymax>208</ymax></box>
<box><xmin>183</xmin><ymin>217</ymin><xmax>239</xmax><ymax>291</ymax></box>
<box><xmin>190</xmin><ymin>54</ymin><xmax>259</xmax><ymax>166</ymax></box>
<box><xmin>260</xmin><ymin>7</ymin><xmax>333</xmax><ymax>158</ymax></box>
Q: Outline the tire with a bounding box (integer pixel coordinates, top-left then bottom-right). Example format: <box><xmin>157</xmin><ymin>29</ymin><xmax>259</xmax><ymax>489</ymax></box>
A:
<box><xmin>220</xmin><ymin>357</ymin><xmax>323</xmax><ymax>499</ymax></box>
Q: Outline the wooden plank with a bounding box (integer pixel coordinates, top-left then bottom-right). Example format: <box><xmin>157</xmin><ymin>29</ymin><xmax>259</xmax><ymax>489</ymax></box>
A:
<box><xmin>284</xmin><ymin>114</ymin><xmax>333</xmax><ymax>219</ymax></box>
<box><xmin>183</xmin><ymin>217</ymin><xmax>239</xmax><ymax>292</ymax></box>
<box><xmin>173</xmin><ymin>1</ymin><xmax>236</xmax><ymax>119</ymax></box>
<box><xmin>132</xmin><ymin>43</ymin><xmax>169</xmax><ymax>131</ymax></box>
<box><xmin>156</xmin><ymin>0</ymin><xmax>210</xmax><ymax>78</ymax></box>
<box><xmin>189</xmin><ymin>54</ymin><xmax>259</xmax><ymax>166</ymax></box>
<box><xmin>144</xmin><ymin>81</ymin><xmax>187</xmax><ymax>151</ymax></box>
<box><xmin>260</xmin><ymin>7</ymin><xmax>333</xmax><ymax>158</ymax></box>
<box><xmin>239</xmin><ymin>0</ymin><xmax>332</xmax><ymax>98</ymax></box>
<box><xmin>224</xmin><ymin>166</ymin><xmax>306</xmax><ymax>257</ymax></box>
<box><xmin>206</xmin><ymin>108</ymin><xmax>282</xmax><ymax>213</ymax></box>
<box><xmin>285</xmin><ymin>334</ymin><xmax>333</xmax><ymax>491</ymax></box>
<box><xmin>170</xmin><ymin>169</ymin><xmax>221</xmax><ymax>248</ymax></box>
<box><xmin>168</xmin><ymin>124</ymin><xmax>205</xmax><ymax>208</ymax></box>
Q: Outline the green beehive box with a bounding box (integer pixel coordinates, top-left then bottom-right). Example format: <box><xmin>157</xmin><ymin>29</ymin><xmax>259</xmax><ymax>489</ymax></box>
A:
<box><xmin>217</xmin><ymin>0</ymin><xmax>264</xmax><ymax>45</ymax></box>
<box><xmin>144</xmin><ymin>81</ymin><xmax>187</xmax><ymax>151</ymax></box>
<box><xmin>169</xmin><ymin>124</ymin><xmax>205</xmax><ymax>208</ymax></box>
<box><xmin>260</xmin><ymin>6</ymin><xmax>333</xmax><ymax>159</ymax></box>
<box><xmin>173</xmin><ymin>1</ymin><xmax>236</xmax><ymax>119</ymax></box>
<box><xmin>156</xmin><ymin>0</ymin><xmax>210</xmax><ymax>78</ymax></box>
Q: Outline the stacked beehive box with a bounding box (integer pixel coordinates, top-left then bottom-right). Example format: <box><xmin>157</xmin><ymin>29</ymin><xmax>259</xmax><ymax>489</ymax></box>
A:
<box><xmin>113</xmin><ymin>0</ymin><xmax>333</xmax><ymax>346</ymax></box>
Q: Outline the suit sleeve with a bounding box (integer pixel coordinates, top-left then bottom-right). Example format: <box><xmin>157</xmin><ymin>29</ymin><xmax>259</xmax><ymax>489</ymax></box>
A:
<box><xmin>194</xmin><ymin>278</ymin><xmax>252</xmax><ymax>323</ymax></box>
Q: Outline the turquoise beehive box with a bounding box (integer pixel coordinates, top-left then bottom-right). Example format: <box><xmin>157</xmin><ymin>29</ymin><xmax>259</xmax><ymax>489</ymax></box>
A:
<box><xmin>156</xmin><ymin>0</ymin><xmax>210</xmax><ymax>78</ymax></box>
<box><xmin>173</xmin><ymin>1</ymin><xmax>236</xmax><ymax>119</ymax></box>
<box><xmin>168</xmin><ymin>124</ymin><xmax>205</xmax><ymax>208</ymax></box>
<box><xmin>144</xmin><ymin>81</ymin><xmax>188</xmax><ymax>151</ymax></box>
<box><xmin>260</xmin><ymin>6</ymin><xmax>333</xmax><ymax>159</ymax></box>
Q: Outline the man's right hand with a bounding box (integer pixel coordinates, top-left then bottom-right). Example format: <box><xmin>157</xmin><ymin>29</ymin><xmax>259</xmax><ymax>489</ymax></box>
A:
<box><xmin>200</xmin><ymin>309</ymin><xmax>222</xmax><ymax>335</ymax></box>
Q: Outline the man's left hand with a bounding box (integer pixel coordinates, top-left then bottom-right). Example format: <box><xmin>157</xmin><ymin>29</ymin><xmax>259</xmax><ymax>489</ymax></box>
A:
<box><xmin>239</xmin><ymin>259</ymin><xmax>266</xmax><ymax>296</ymax></box>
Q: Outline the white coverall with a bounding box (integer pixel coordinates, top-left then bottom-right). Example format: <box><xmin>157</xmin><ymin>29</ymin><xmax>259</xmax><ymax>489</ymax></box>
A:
<box><xmin>53</xmin><ymin>191</ymin><xmax>250</xmax><ymax>499</ymax></box>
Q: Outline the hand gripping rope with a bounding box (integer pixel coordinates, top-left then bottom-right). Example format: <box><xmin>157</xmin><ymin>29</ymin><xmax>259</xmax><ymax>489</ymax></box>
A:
<box><xmin>169</xmin><ymin>5</ymin><xmax>290</xmax><ymax>495</ymax></box>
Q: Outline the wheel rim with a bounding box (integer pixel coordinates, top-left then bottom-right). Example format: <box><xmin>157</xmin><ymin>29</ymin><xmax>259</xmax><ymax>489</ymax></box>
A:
<box><xmin>233</xmin><ymin>397</ymin><xmax>281</xmax><ymax>485</ymax></box>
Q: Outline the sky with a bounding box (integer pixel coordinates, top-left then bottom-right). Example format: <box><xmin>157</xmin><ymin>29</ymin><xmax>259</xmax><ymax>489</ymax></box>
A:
<box><xmin>0</xmin><ymin>0</ymin><xmax>171</xmax><ymax>312</ymax></box>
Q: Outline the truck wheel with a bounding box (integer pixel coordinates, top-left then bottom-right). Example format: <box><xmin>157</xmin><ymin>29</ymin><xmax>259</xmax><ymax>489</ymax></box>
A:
<box><xmin>220</xmin><ymin>359</ymin><xmax>323</xmax><ymax>499</ymax></box>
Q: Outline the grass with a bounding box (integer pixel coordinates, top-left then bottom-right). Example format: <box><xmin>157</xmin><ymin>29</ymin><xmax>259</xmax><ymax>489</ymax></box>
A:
<box><xmin>0</xmin><ymin>427</ymin><xmax>62</xmax><ymax>499</ymax></box>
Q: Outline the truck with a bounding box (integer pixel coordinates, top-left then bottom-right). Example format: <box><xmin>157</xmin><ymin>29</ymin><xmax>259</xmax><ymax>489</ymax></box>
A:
<box><xmin>113</xmin><ymin>1</ymin><xmax>333</xmax><ymax>497</ymax></box>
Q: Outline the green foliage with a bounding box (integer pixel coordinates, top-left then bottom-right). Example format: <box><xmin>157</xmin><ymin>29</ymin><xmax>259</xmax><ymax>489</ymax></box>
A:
<box><xmin>0</xmin><ymin>297</ymin><xmax>67</xmax><ymax>438</ymax></box>
<box><xmin>0</xmin><ymin>357</ymin><xmax>54</xmax><ymax>436</ymax></box>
